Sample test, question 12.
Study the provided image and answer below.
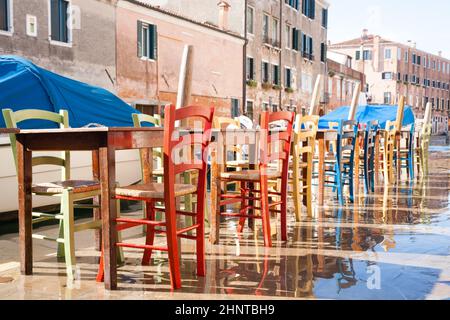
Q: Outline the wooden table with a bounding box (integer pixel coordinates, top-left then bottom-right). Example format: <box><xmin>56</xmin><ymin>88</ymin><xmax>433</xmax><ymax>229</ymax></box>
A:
<box><xmin>15</xmin><ymin>127</ymin><xmax>164</xmax><ymax>290</ymax></box>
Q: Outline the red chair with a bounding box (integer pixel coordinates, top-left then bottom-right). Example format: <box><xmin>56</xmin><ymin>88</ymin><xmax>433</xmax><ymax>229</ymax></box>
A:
<box><xmin>97</xmin><ymin>104</ymin><xmax>214</xmax><ymax>289</ymax></box>
<box><xmin>216</xmin><ymin>111</ymin><xmax>295</xmax><ymax>247</ymax></box>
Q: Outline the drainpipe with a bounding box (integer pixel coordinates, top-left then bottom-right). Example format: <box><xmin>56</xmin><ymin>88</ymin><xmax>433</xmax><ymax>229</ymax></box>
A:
<box><xmin>279</xmin><ymin>0</ymin><xmax>282</xmax><ymax>111</ymax></box>
<box><xmin>242</xmin><ymin>0</ymin><xmax>248</xmax><ymax>117</ymax></box>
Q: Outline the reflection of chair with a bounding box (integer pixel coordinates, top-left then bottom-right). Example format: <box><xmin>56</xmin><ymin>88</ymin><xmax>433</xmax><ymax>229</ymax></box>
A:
<box><xmin>97</xmin><ymin>105</ymin><xmax>214</xmax><ymax>289</ymax></box>
<box><xmin>291</xmin><ymin>115</ymin><xmax>319</xmax><ymax>219</ymax></box>
<box><xmin>323</xmin><ymin>120</ymin><xmax>358</xmax><ymax>205</ymax></box>
<box><xmin>2</xmin><ymin>108</ymin><xmax>103</xmax><ymax>280</ymax></box>
<box><xmin>216</xmin><ymin>111</ymin><xmax>295</xmax><ymax>247</ymax></box>
<box><xmin>398</xmin><ymin>123</ymin><xmax>415</xmax><ymax>180</ymax></box>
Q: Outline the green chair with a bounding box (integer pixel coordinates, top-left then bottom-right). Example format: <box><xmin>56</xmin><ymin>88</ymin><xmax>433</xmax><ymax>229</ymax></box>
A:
<box><xmin>2</xmin><ymin>108</ymin><xmax>114</xmax><ymax>280</ymax></box>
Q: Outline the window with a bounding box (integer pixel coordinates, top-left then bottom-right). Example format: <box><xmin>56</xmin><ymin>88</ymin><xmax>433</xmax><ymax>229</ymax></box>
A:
<box><xmin>320</xmin><ymin>43</ymin><xmax>326</xmax><ymax>62</ymax></box>
<box><xmin>50</xmin><ymin>0</ymin><xmax>70</xmax><ymax>43</ymax></box>
<box><xmin>285</xmin><ymin>67</ymin><xmax>292</xmax><ymax>88</ymax></box>
<box><xmin>423</xmin><ymin>56</ymin><xmax>427</xmax><ymax>68</ymax></box>
<box><xmin>405</xmin><ymin>51</ymin><xmax>408</xmax><ymax>63</ymax></box>
<box><xmin>301</xmin><ymin>72</ymin><xmax>312</xmax><ymax>93</ymax></box>
<box><xmin>245</xmin><ymin>100</ymin><xmax>254</xmax><ymax>119</ymax></box>
<box><xmin>363</xmin><ymin>50</ymin><xmax>372</xmax><ymax>60</ymax></box>
<box><xmin>285</xmin><ymin>25</ymin><xmax>292</xmax><ymax>49</ymax></box>
<box><xmin>246</xmin><ymin>6</ymin><xmax>254</xmax><ymax>34</ymax></box>
<box><xmin>246</xmin><ymin>57</ymin><xmax>254</xmax><ymax>80</ymax></box>
<box><xmin>271</xmin><ymin>103</ymin><xmax>278</xmax><ymax>112</ymax></box>
<box><xmin>302</xmin><ymin>33</ymin><xmax>313</xmax><ymax>60</ymax></box>
<box><xmin>285</xmin><ymin>0</ymin><xmax>299</xmax><ymax>10</ymax></box>
<box><xmin>355</xmin><ymin>50</ymin><xmax>360</xmax><ymax>60</ymax></box>
<box><xmin>384</xmin><ymin>92</ymin><xmax>392</xmax><ymax>104</ymax></box>
<box><xmin>385</xmin><ymin>48</ymin><xmax>392</xmax><ymax>59</ymax></box>
<box><xmin>397</xmin><ymin>72</ymin><xmax>401</xmax><ymax>81</ymax></box>
<box><xmin>322</xmin><ymin>8</ymin><xmax>328</xmax><ymax>28</ymax></box>
<box><xmin>137</xmin><ymin>21</ymin><xmax>157</xmax><ymax>60</ymax></box>
<box><xmin>417</xmin><ymin>55</ymin><xmax>421</xmax><ymax>65</ymax></box>
<box><xmin>272</xmin><ymin>64</ymin><xmax>279</xmax><ymax>85</ymax></box>
<box><xmin>261</xmin><ymin>61</ymin><xmax>270</xmax><ymax>83</ymax></box>
<box><xmin>382</xmin><ymin>72</ymin><xmax>393</xmax><ymax>80</ymax></box>
<box><xmin>262</xmin><ymin>14</ymin><xmax>269</xmax><ymax>43</ymax></box>
<box><xmin>272</xmin><ymin>17</ymin><xmax>279</xmax><ymax>47</ymax></box>
<box><xmin>412</xmin><ymin>53</ymin><xmax>416</xmax><ymax>64</ymax></box>
<box><xmin>302</xmin><ymin>0</ymin><xmax>315</xmax><ymax>19</ymax></box>
<box><xmin>292</xmin><ymin>28</ymin><xmax>301</xmax><ymax>51</ymax></box>
<box><xmin>403</xmin><ymin>74</ymin><xmax>409</xmax><ymax>83</ymax></box>
<box><xmin>0</xmin><ymin>0</ymin><xmax>12</xmax><ymax>33</ymax></box>
<box><xmin>231</xmin><ymin>99</ymin><xmax>240</xmax><ymax>118</ymax></box>
<box><xmin>26</xmin><ymin>15</ymin><xmax>37</xmax><ymax>37</ymax></box>
<box><xmin>397</xmin><ymin>48</ymin><xmax>401</xmax><ymax>60</ymax></box>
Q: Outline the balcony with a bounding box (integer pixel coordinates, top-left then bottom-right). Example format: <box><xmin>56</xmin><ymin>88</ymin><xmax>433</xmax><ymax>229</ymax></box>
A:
<box><xmin>302</xmin><ymin>52</ymin><xmax>314</xmax><ymax>61</ymax></box>
<box><xmin>262</xmin><ymin>35</ymin><xmax>281</xmax><ymax>49</ymax></box>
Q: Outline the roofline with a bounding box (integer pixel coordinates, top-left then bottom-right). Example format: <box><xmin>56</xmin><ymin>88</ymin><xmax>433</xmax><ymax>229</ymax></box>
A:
<box><xmin>124</xmin><ymin>0</ymin><xmax>245</xmax><ymax>41</ymax></box>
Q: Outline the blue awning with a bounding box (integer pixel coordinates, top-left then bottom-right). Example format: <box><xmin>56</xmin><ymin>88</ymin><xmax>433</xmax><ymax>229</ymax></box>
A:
<box><xmin>0</xmin><ymin>55</ymin><xmax>145</xmax><ymax>129</ymax></box>
<box><xmin>319</xmin><ymin>105</ymin><xmax>415</xmax><ymax>129</ymax></box>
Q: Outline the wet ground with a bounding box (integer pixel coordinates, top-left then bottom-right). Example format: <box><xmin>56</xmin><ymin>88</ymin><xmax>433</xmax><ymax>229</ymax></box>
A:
<box><xmin>0</xmin><ymin>149</ymin><xmax>449</xmax><ymax>300</ymax></box>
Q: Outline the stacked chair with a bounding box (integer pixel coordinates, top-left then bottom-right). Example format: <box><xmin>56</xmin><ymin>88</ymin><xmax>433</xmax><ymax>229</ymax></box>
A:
<box><xmin>215</xmin><ymin>111</ymin><xmax>295</xmax><ymax>247</ymax></box>
<box><xmin>379</xmin><ymin>121</ymin><xmax>397</xmax><ymax>186</ymax></box>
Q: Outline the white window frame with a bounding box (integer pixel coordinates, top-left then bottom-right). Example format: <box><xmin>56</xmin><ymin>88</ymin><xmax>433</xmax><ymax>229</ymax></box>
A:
<box><xmin>384</xmin><ymin>48</ymin><xmax>391</xmax><ymax>60</ymax></box>
<box><xmin>0</xmin><ymin>0</ymin><xmax>13</xmax><ymax>36</ymax></box>
<box><xmin>138</xmin><ymin>19</ymin><xmax>157</xmax><ymax>62</ymax></box>
<box><xmin>26</xmin><ymin>14</ymin><xmax>37</xmax><ymax>37</ymax></box>
<box><xmin>246</xmin><ymin>5</ymin><xmax>254</xmax><ymax>36</ymax></box>
<box><xmin>285</xmin><ymin>24</ymin><xmax>292</xmax><ymax>50</ymax></box>
<box><xmin>48</xmin><ymin>0</ymin><xmax>73</xmax><ymax>48</ymax></box>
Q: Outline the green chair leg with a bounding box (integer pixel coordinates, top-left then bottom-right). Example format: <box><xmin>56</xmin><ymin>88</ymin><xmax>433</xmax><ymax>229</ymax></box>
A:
<box><xmin>57</xmin><ymin>218</ymin><xmax>65</xmax><ymax>258</ymax></box>
<box><xmin>116</xmin><ymin>198</ymin><xmax>124</xmax><ymax>265</ymax></box>
<box><xmin>62</xmin><ymin>190</ymin><xmax>76</xmax><ymax>281</ymax></box>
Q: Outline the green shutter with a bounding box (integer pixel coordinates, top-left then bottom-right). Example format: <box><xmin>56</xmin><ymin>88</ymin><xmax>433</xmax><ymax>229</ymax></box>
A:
<box><xmin>151</xmin><ymin>24</ymin><xmax>158</xmax><ymax>60</ymax></box>
<box><xmin>137</xmin><ymin>21</ymin><xmax>143</xmax><ymax>57</ymax></box>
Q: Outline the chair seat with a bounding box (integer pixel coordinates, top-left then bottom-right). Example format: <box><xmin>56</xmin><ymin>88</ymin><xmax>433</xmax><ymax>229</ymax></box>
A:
<box><xmin>225</xmin><ymin>160</ymin><xmax>250</xmax><ymax>168</ymax></box>
<box><xmin>116</xmin><ymin>183</ymin><xmax>197</xmax><ymax>200</ymax></box>
<box><xmin>32</xmin><ymin>180</ymin><xmax>100</xmax><ymax>194</ymax></box>
<box><xmin>220</xmin><ymin>169</ymin><xmax>281</xmax><ymax>181</ymax></box>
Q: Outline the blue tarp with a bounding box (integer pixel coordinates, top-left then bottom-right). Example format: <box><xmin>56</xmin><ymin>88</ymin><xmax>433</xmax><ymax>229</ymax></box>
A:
<box><xmin>319</xmin><ymin>105</ymin><xmax>415</xmax><ymax>129</ymax></box>
<box><xmin>0</xmin><ymin>55</ymin><xmax>143</xmax><ymax>129</ymax></box>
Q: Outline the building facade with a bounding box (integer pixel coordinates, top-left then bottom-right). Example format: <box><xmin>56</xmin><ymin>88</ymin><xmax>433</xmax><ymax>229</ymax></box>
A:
<box><xmin>330</xmin><ymin>30</ymin><xmax>450</xmax><ymax>134</ymax></box>
<box><xmin>0</xmin><ymin>0</ymin><xmax>117</xmax><ymax>92</ymax></box>
<box><xmin>115</xmin><ymin>0</ymin><xmax>245</xmax><ymax>117</ymax></box>
<box><xmin>245</xmin><ymin>0</ymin><xmax>329</xmax><ymax>120</ymax></box>
<box><xmin>326</xmin><ymin>51</ymin><xmax>365</xmax><ymax>111</ymax></box>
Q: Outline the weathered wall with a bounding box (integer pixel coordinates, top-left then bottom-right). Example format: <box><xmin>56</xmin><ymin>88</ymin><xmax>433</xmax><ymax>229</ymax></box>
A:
<box><xmin>116</xmin><ymin>0</ymin><xmax>244</xmax><ymax>117</ymax></box>
<box><xmin>0</xmin><ymin>0</ymin><xmax>117</xmax><ymax>92</ymax></box>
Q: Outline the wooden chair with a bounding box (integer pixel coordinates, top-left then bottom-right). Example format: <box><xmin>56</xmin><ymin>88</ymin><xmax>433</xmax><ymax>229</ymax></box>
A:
<box><xmin>97</xmin><ymin>104</ymin><xmax>214</xmax><ymax>289</ymax></box>
<box><xmin>216</xmin><ymin>111</ymin><xmax>295</xmax><ymax>247</ymax></box>
<box><xmin>398</xmin><ymin>123</ymin><xmax>415</xmax><ymax>180</ymax></box>
<box><xmin>361</xmin><ymin>121</ymin><xmax>379</xmax><ymax>193</ymax></box>
<box><xmin>2</xmin><ymin>108</ymin><xmax>104</xmax><ymax>280</ymax></box>
<box><xmin>322</xmin><ymin>120</ymin><xmax>358</xmax><ymax>205</ymax></box>
<box><xmin>414</xmin><ymin>122</ymin><xmax>432</xmax><ymax>178</ymax></box>
<box><xmin>291</xmin><ymin>114</ymin><xmax>319</xmax><ymax>220</ymax></box>
<box><xmin>380</xmin><ymin>121</ymin><xmax>397</xmax><ymax>186</ymax></box>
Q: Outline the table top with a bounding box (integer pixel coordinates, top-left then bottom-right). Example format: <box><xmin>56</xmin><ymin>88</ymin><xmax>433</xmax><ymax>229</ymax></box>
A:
<box><xmin>0</xmin><ymin>128</ymin><xmax>19</xmax><ymax>134</ymax></box>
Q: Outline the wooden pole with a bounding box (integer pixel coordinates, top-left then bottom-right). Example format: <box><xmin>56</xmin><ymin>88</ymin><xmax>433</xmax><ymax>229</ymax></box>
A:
<box><xmin>176</xmin><ymin>45</ymin><xmax>193</xmax><ymax>111</ymax></box>
<box><xmin>309</xmin><ymin>74</ymin><xmax>323</xmax><ymax>115</ymax></box>
<box><xmin>396</xmin><ymin>95</ymin><xmax>405</xmax><ymax>131</ymax></box>
<box><xmin>348</xmin><ymin>82</ymin><xmax>361</xmax><ymax>120</ymax></box>
<box><xmin>423</xmin><ymin>102</ymin><xmax>432</xmax><ymax>126</ymax></box>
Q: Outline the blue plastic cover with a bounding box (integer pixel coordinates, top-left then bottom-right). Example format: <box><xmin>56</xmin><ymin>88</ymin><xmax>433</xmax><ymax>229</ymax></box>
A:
<box><xmin>319</xmin><ymin>105</ymin><xmax>415</xmax><ymax>129</ymax></box>
<box><xmin>0</xmin><ymin>55</ymin><xmax>145</xmax><ymax>129</ymax></box>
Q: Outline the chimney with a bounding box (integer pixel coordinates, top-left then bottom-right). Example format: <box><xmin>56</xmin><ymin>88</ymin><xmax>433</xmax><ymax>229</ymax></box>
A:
<box><xmin>361</xmin><ymin>29</ymin><xmax>369</xmax><ymax>41</ymax></box>
<box><xmin>373</xmin><ymin>35</ymin><xmax>381</xmax><ymax>72</ymax></box>
<box><xmin>438</xmin><ymin>51</ymin><xmax>442</xmax><ymax>57</ymax></box>
<box><xmin>218</xmin><ymin>1</ymin><xmax>231</xmax><ymax>30</ymax></box>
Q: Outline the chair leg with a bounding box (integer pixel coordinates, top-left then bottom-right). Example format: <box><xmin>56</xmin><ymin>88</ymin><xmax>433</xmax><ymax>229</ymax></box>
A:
<box><xmin>142</xmin><ymin>201</ymin><xmax>156</xmax><ymax>266</ymax></box>
<box><xmin>237</xmin><ymin>182</ymin><xmax>247</xmax><ymax>233</ymax></box>
<box><xmin>166</xmin><ymin>215</ymin><xmax>182</xmax><ymax>289</ymax></box>
<box><xmin>57</xmin><ymin>218</ymin><xmax>65</xmax><ymax>258</ymax></box>
<box><xmin>336</xmin><ymin>164</ymin><xmax>344</xmax><ymax>206</ymax></box>
<box><xmin>195</xmin><ymin>191</ymin><xmax>206</xmax><ymax>277</ymax></box>
<box><xmin>61</xmin><ymin>190</ymin><xmax>76</xmax><ymax>281</ymax></box>
<box><xmin>349</xmin><ymin>167</ymin><xmax>355</xmax><ymax>203</ymax></box>
<box><xmin>260</xmin><ymin>179</ymin><xmax>272</xmax><ymax>247</ymax></box>
<box><xmin>280</xmin><ymin>178</ymin><xmax>288</xmax><ymax>242</ymax></box>
<box><xmin>116</xmin><ymin>198</ymin><xmax>124</xmax><ymax>265</ymax></box>
<box><xmin>292</xmin><ymin>156</ymin><xmax>302</xmax><ymax>222</ymax></box>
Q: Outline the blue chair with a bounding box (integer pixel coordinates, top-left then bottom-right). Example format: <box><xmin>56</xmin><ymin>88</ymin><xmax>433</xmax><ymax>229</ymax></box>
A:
<box><xmin>323</xmin><ymin>120</ymin><xmax>358</xmax><ymax>205</ymax></box>
<box><xmin>398</xmin><ymin>123</ymin><xmax>415</xmax><ymax>180</ymax></box>
<box><xmin>362</xmin><ymin>121</ymin><xmax>379</xmax><ymax>193</ymax></box>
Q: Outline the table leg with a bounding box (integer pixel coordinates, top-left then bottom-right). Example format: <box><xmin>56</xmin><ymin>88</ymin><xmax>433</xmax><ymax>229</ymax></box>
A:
<box><xmin>17</xmin><ymin>138</ymin><xmax>33</xmax><ymax>275</ymax></box>
<box><xmin>100</xmin><ymin>146</ymin><xmax>117</xmax><ymax>290</ymax></box>
<box><xmin>318</xmin><ymin>136</ymin><xmax>325</xmax><ymax>206</ymax></box>
<box><xmin>92</xmin><ymin>150</ymin><xmax>101</xmax><ymax>251</ymax></box>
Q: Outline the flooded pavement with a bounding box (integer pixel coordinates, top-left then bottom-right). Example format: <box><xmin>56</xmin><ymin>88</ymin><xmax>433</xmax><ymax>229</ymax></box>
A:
<box><xmin>0</xmin><ymin>150</ymin><xmax>449</xmax><ymax>300</ymax></box>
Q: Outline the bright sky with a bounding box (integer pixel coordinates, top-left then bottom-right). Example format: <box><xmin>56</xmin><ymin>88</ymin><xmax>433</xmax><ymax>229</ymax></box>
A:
<box><xmin>327</xmin><ymin>0</ymin><xmax>450</xmax><ymax>59</ymax></box>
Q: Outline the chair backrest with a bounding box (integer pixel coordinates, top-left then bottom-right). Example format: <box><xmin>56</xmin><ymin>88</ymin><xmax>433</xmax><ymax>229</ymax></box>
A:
<box><xmin>384</xmin><ymin>120</ymin><xmax>397</xmax><ymax>157</ymax></box>
<box><xmin>132</xmin><ymin>113</ymin><xmax>162</xmax><ymax>182</ymax></box>
<box><xmin>364</xmin><ymin>120</ymin><xmax>379</xmax><ymax>154</ymax></box>
<box><xmin>259</xmin><ymin>111</ymin><xmax>295</xmax><ymax>174</ymax></box>
<box><xmin>293</xmin><ymin>114</ymin><xmax>319</xmax><ymax>159</ymax></box>
<box><xmin>336</xmin><ymin>120</ymin><xmax>358</xmax><ymax>168</ymax></box>
<box><xmin>163</xmin><ymin>104</ymin><xmax>214</xmax><ymax>191</ymax></box>
<box><xmin>2</xmin><ymin>108</ymin><xmax>70</xmax><ymax>180</ymax></box>
<box><xmin>213</xmin><ymin>116</ymin><xmax>244</xmax><ymax>161</ymax></box>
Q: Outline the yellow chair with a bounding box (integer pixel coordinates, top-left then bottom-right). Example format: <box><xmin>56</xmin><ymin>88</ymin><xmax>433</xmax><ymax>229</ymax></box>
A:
<box><xmin>291</xmin><ymin>115</ymin><xmax>319</xmax><ymax>220</ymax></box>
<box><xmin>380</xmin><ymin>121</ymin><xmax>397</xmax><ymax>186</ymax></box>
<box><xmin>414</xmin><ymin>122</ymin><xmax>432</xmax><ymax>178</ymax></box>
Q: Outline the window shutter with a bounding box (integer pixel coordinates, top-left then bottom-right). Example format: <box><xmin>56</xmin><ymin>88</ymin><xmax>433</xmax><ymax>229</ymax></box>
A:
<box><xmin>310</xmin><ymin>0</ymin><xmax>315</xmax><ymax>19</ymax></box>
<box><xmin>261</xmin><ymin>62</ymin><xmax>264</xmax><ymax>82</ymax></box>
<box><xmin>151</xmin><ymin>25</ymin><xmax>158</xmax><ymax>60</ymax></box>
<box><xmin>309</xmin><ymin>37</ymin><xmax>313</xmax><ymax>56</ymax></box>
<box><xmin>137</xmin><ymin>21</ymin><xmax>143</xmax><ymax>57</ymax></box>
